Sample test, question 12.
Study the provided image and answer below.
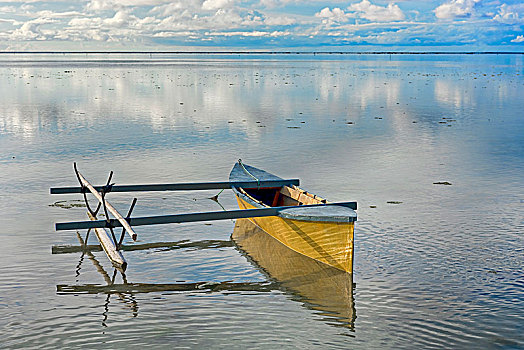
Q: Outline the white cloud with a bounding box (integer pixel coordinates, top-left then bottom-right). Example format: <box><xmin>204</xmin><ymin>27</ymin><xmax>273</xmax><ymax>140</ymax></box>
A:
<box><xmin>66</xmin><ymin>9</ymin><xmax>156</xmax><ymax>42</ymax></box>
<box><xmin>346</xmin><ymin>0</ymin><xmax>405</xmax><ymax>22</ymax></box>
<box><xmin>315</xmin><ymin>1</ymin><xmax>406</xmax><ymax>24</ymax></box>
<box><xmin>35</xmin><ymin>10</ymin><xmax>84</xmax><ymax>19</ymax></box>
<box><xmin>493</xmin><ymin>3</ymin><xmax>523</xmax><ymax>24</ymax></box>
<box><xmin>434</xmin><ymin>0</ymin><xmax>480</xmax><ymax>20</ymax></box>
<box><xmin>206</xmin><ymin>30</ymin><xmax>290</xmax><ymax>37</ymax></box>
<box><xmin>68</xmin><ymin>17</ymin><xmax>100</xmax><ymax>29</ymax></box>
<box><xmin>258</xmin><ymin>0</ymin><xmax>300</xmax><ymax>8</ymax></box>
<box><xmin>263</xmin><ymin>15</ymin><xmax>296</xmax><ymax>26</ymax></box>
<box><xmin>316</xmin><ymin>7</ymin><xmax>348</xmax><ymax>23</ymax></box>
<box><xmin>11</xmin><ymin>17</ymin><xmax>57</xmax><ymax>40</ymax></box>
<box><xmin>86</xmin><ymin>0</ymin><xmax>173</xmax><ymax>11</ymax></box>
<box><xmin>0</xmin><ymin>6</ymin><xmax>17</xmax><ymax>13</ymax></box>
<box><xmin>511</xmin><ymin>34</ymin><xmax>524</xmax><ymax>43</ymax></box>
<box><xmin>151</xmin><ymin>7</ymin><xmax>269</xmax><ymax>33</ymax></box>
<box><xmin>150</xmin><ymin>2</ymin><xmax>192</xmax><ymax>17</ymax></box>
<box><xmin>211</xmin><ymin>8</ymin><xmax>243</xmax><ymax>26</ymax></box>
<box><xmin>86</xmin><ymin>0</ymin><xmax>112</xmax><ymax>11</ymax></box>
<box><xmin>153</xmin><ymin>30</ymin><xmax>194</xmax><ymax>37</ymax></box>
<box><xmin>0</xmin><ymin>0</ymin><xmax>67</xmax><ymax>2</ymax></box>
<box><xmin>104</xmin><ymin>10</ymin><xmax>132</xmax><ymax>27</ymax></box>
<box><xmin>202</xmin><ymin>0</ymin><xmax>236</xmax><ymax>11</ymax></box>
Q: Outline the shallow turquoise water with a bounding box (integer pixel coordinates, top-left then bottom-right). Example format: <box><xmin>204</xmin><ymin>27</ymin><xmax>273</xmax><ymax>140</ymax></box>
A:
<box><xmin>0</xmin><ymin>54</ymin><xmax>523</xmax><ymax>349</ymax></box>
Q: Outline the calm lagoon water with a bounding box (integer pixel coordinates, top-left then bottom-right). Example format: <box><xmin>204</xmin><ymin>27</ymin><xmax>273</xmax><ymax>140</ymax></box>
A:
<box><xmin>0</xmin><ymin>53</ymin><xmax>523</xmax><ymax>349</ymax></box>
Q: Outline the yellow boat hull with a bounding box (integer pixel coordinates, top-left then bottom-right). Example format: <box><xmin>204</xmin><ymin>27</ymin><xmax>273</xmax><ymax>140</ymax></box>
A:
<box><xmin>235</xmin><ymin>195</ymin><xmax>354</xmax><ymax>273</ymax></box>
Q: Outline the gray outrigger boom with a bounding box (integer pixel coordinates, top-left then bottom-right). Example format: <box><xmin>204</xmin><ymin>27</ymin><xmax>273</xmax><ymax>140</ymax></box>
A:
<box><xmin>55</xmin><ymin>201</ymin><xmax>358</xmax><ymax>231</ymax></box>
<box><xmin>50</xmin><ymin>179</ymin><xmax>300</xmax><ymax>194</ymax></box>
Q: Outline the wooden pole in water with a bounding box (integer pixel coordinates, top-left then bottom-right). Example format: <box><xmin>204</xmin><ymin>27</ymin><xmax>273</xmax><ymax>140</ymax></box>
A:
<box><xmin>76</xmin><ymin>170</ymin><xmax>138</xmax><ymax>241</ymax></box>
<box><xmin>87</xmin><ymin>212</ymin><xmax>127</xmax><ymax>271</ymax></box>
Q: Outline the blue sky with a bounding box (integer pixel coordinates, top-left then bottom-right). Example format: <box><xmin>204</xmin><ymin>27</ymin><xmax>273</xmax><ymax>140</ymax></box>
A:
<box><xmin>0</xmin><ymin>0</ymin><xmax>523</xmax><ymax>51</ymax></box>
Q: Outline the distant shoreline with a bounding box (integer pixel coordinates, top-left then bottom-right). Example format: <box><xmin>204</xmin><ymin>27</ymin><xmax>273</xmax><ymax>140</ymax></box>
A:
<box><xmin>1</xmin><ymin>51</ymin><xmax>523</xmax><ymax>55</ymax></box>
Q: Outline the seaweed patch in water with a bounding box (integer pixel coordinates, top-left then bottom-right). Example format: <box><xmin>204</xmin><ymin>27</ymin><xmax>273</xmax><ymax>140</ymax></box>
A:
<box><xmin>49</xmin><ymin>200</ymin><xmax>87</xmax><ymax>209</ymax></box>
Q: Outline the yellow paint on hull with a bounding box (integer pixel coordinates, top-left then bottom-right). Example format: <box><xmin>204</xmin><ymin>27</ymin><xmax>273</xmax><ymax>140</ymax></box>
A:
<box><xmin>235</xmin><ymin>195</ymin><xmax>354</xmax><ymax>273</ymax></box>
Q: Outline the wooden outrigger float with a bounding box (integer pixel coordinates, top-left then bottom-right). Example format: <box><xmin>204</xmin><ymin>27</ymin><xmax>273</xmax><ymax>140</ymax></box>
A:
<box><xmin>51</xmin><ymin>160</ymin><xmax>357</xmax><ymax>273</ymax></box>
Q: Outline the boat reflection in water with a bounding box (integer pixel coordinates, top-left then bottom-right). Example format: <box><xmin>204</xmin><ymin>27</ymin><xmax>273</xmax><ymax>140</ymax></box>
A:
<box><xmin>232</xmin><ymin>219</ymin><xmax>356</xmax><ymax>329</ymax></box>
<box><xmin>56</xmin><ymin>222</ymin><xmax>355</xmax><ymax>329</ymax></box>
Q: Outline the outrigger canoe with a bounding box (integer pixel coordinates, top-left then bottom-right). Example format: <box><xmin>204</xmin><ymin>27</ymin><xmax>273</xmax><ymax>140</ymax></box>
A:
<box><xmin>52</xmin><ymin>161</ymin><xmax>357</xmax><ymax>274</ymax></box>
<box><xmin>230</xmin><ymin>161</ymin><xmax>357</xmax><ymax>273</ymax></box>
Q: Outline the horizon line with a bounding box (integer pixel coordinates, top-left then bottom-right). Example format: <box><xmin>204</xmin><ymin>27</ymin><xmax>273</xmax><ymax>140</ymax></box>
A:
<box><xmin>1</xmin><ymin>51</ymin><xmax>523</xmax><ymax>55</ymax></box>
